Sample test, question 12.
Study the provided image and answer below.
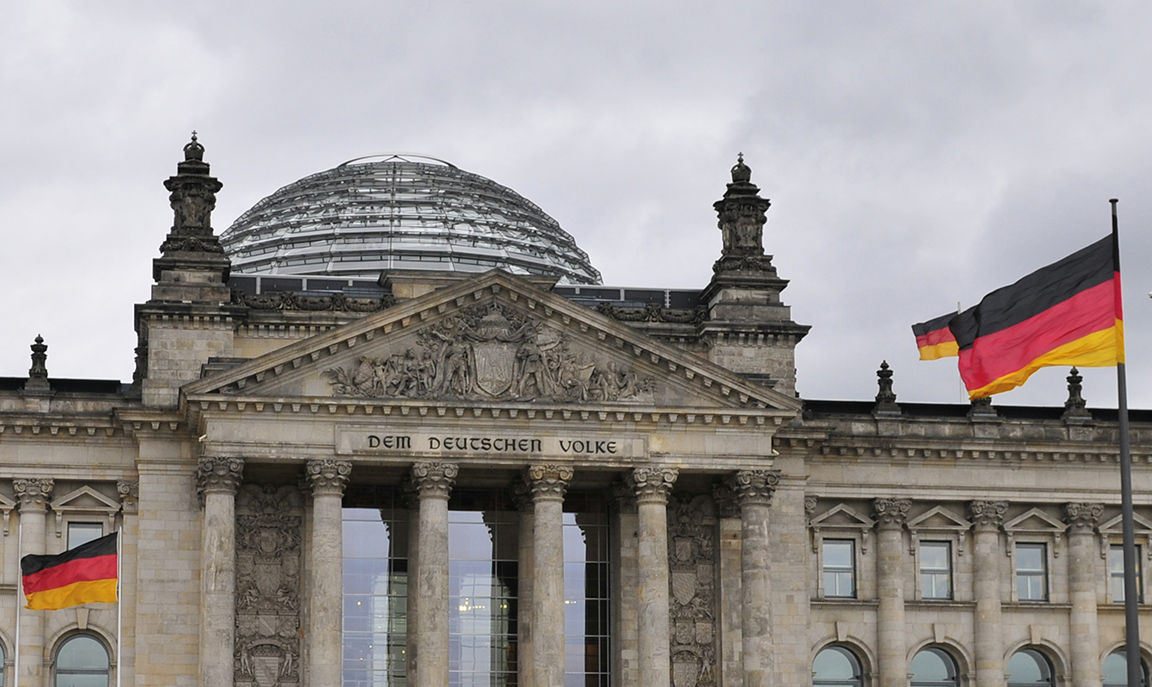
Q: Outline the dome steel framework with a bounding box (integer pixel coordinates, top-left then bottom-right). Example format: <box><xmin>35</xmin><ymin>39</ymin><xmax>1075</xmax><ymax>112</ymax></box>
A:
<box><xmin>220</xmin><ymin>154</ymin><xmax>602</xmax><ymax>284</ymax></box>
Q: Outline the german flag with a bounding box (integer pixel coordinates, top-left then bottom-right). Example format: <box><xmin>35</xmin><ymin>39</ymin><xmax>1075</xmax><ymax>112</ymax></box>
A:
<box><xmin>21</xmin><ymin>532</ymin><xmax>118</xmax><ymax>610</ymax></box>
<box><xmin>913</xmin><ymin>312</ymin><xmax>959</xmax><ymax>360</ymax></box>
<box><xmin>949</xmin><ymin>233</ymin><xmax>1123</xmax><ymax>399</ymax></box>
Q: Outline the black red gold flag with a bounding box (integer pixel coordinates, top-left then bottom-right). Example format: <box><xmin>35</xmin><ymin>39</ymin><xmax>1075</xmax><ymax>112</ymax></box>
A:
<box><xmin>948</xmin><ymin>234</ymin><xmax>1123</xmax><ymax>399</ymax></box>
<box><xmin>21</xmin><ymin>532</ymin><xmax>118</xmax><ymax>610</ymax></box>
<box><xmin>912</xmin><ymin>312</ymin><xmax>959</xmax><ymax>360</ymax></box>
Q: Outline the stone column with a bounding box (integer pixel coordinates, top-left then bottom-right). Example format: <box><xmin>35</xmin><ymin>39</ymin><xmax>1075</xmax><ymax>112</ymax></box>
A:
<box><xmin>196</xmin><ymin>457</ymin><xmax>243</xmax><ymax>687</ymax></box>
<box><xmin>402</xmin><ymin>480</ymin><xmax>421</xmax><ymax>685</ymax></box>
<box><xmin>724</xmin><ymin>470</ymin><xmax>781</xmax><ymax>687</ymax></box>
<box><xmin>873</xmin><ymin>498</ymin><xmax>911</xmax><ymax>687</ymax></box>
<box><xmin>305</xmin><ymin>459</ymin><xmax>351</xmax><ymax>687</ymax></box>
<box><xmin>526</xmin><ymin>465</ymin><xmax>573</xmax><ymax>687</ymax></box>
<box><xmin>14</xmin><ymin>478</ymin><xmax>53</xmax><ymax>687</ymax></box>
<box><xmin>711</xmin><ymin>485</ymin><xmax>743</xmax><ymax>687</ymax></box>
<box><xmin>116</xmin><ymin>480</ymin><xmax>140</xmax><ymax>687</ymax></box>
<box><xmin>513</xmin><ymin>480</ymin><xmax>536</xmax><ymax>687</ymax></box>
<box><xmin>969</xmin><ymin>501</ymin><xmax>1008</xmax><ymax>687</ymax></box>
<box><xmin>411</xmin><ymin>462</ymin><xmax>457</xmax><ymax>687</ymax></box>
<box><xmin>626</xmin><ymin>466</ymin><xmax>678</xmax><ymax>687</ymax></box>
<box><xmin>1065</xmin><ymin>503</ymin><xmax>1104</xmax><ymax>687</ymax></box>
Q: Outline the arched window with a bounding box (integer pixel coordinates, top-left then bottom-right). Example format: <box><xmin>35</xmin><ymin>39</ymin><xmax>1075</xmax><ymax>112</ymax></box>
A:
<box><xmin>1007</xmin><ymin>649</ymin><xmax>1053</xmax><ymax>687</ymax></box>
<box><xmin>55</xmin><ymin>634</ymin><xmax>109</xmax><ymax>687</ymax></box>
<box><xmin>1</xmin><ymin>641</ymin><xmax>6</xmax><ymax>687</ymax></box>
<box><xmin>911</xmin><ymin>648</ymin><xmax>959</xmax><ymax>687</ymax></box>
<box><xmin>1103</xmin><ymin>650</ymin><xmax>1149</xmax><ymax>687</ymax></box>
<box><xmin>814</xmin><ymin>646</ymin><xmax>864</xmax><ymax>687</ymax></box>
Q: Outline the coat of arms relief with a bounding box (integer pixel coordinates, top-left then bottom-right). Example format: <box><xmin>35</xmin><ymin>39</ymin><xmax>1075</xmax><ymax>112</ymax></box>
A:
<box><xmin>323</xmin><ymin>303</ymin><xmax>656</xmax><ymax>403</ymax></box>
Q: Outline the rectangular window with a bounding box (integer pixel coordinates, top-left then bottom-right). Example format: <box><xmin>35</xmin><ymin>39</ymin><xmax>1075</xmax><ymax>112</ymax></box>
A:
<box><xmin>1110</xmin><ymin>544</ymin><xmax>1143</xmax><ymax>603</ymax></box>
<box><xmin>67</xmin><ymin>522</ymin><xmax>103</xmax><ymax>550</ymax></box>
<box><xmin>920</xmin><ymin>541</ymin><xmax>952</xmax><ymax>599</ymax></box>
<box><xmin>823</xmin><ymin>540</ymin><xmax>856</xmax><ymax>598</ymax></box>
<box><xmin>1016</xmin><ymin>543</ymin><xmax>1048</xmax><ymax>601</ymax></box>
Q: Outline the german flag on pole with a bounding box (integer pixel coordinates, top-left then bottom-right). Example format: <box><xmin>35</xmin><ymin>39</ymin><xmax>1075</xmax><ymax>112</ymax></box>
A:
<box><xmin>949</xmin><ymin>233</ymin><xmax>1123</xmax><ymax>399</ymax></box>
<box><xmin>21</xmin><ymin>532</ymin><xmax>118</xmax><ymax>610</ymax></box>
<box><xmin>913</xmin><ymin>312</ymin><xmax>959</xmax><ymax>360</ymax></box>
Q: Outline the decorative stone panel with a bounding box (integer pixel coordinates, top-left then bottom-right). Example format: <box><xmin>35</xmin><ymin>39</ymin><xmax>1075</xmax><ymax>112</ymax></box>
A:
<box><xmin>234</xmin><ymin>484</ymin><xmax>304</xmax><ymax>687</ymax></box>
<box><xmin>668</xmin><ymin>494</ymin><xmax>718</xmax><ymax>687</ymax></box>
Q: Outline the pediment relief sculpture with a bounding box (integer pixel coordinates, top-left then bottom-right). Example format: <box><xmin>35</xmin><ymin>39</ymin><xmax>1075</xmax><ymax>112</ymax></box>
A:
<box><xmin>323</xmin><ymin>303</ymin><xmax>656</xmax><ymax>404</ymax></box>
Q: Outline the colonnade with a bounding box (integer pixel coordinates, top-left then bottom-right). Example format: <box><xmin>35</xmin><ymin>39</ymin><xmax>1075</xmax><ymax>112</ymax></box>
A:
<box><xmin>195</xmin><ymin>458</ymin><xmax>782</xmax><ymax>687</ymax></box>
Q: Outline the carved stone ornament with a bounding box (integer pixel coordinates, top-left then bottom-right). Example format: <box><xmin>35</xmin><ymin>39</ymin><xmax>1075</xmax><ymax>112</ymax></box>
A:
<box><xmin>968</xmin><ymin>500</ymin><xmax>1009</xmax><ymax>530</ymax></box>
<box><xmin>626</xmin><ymin>466</ymin><xmax>679</xmax><ymax>504</ymax></box>
<box><xmin>323</xmin><ymin>303</ymin><xmax>655</xmax><ymax>403</ymax></box>
<box><xmin>13</xmin><ymin>478</ymin><xmax>54</xmax><ymax>510</ymax></box>
<box><xmin>595</xmin><ymin>301</ymin><xmax>706</xmax><ymax>325</ymax></box>
<box><xmin>160</xmin><ymin>133</ymin><xmax>225</xmax><ymax>255</ymax></box>
<box><xmin>525</xmin><ymin>464</ymin><xmax>574</xmax><ymax>501</ymax></box>
<box><xmin>710</xmin><ymin>483</ymin><xmax>740</xmax><ymax>519</ymax></box>
<box><xmin>117</xmin><ymin>481</ymin><xmax>139</xmax><ymax>515</ymax></box>
<box><xmin>234</xmin><ymin>484</ymin><xmax>304</xmax><ymax>687</ymax></box>
<box><xmin>411</xmin><ymin>462</ymin><xmax>458</xmax><ymax>499</ymax></box>
<box><xmin>232</xmin><ymin>290</ymin><xmax>395</xmax><ymax>313</ymax></box>
<box><xmin>723</xmin><ymin>469</ymin><xmax>780</xmax><ymax>508</ymax></box>
<box><xmin>304</xmin><ymin>460</ymin><xmax>352</xmax><ymax>497</ymax></box>
<box><xmin>668</xmin><ymin>494</ymin><xmax>718</xmax><ymax>687</ymax></box>
<box><xmin>872</xmin><ymin>498</ymin><xmax>911</xmax><ymax>530</ymax></box>
<box><xmin>1064</xmin><ymin>502</ymin><xmax>1105</xmax><ymax>532</ymax></box>
<box><xmin>198</xmin><ymin>457</ymin><xmax>244</xmax><ymax>496</ymax></box>
<box><xmin>805</xmin><ymin>496</ymin><xmax>818</xmax><ymax>520</ymax></box>
<box><xmin>711</xmin><ymin>154</ymin><xmax>777</xmax><ymax>276</ymax></box>
<box><xmin>873</xmin><ymin>361</ymin><xmax>900</xmax><ymax>415</ymax></box>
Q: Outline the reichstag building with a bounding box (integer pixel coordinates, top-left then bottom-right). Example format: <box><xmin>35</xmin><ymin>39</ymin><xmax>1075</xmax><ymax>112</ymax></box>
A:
<box><xmin>1</xmin><ymin>138</ymin><xmax>1150</xmax><ymax>687</ymax></box>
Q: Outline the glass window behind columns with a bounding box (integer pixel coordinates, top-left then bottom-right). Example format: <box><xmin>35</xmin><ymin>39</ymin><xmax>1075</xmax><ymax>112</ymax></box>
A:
<box><xmin>344</xmin><ymin>498</ymin><xmax>410</xmax><ymax>687</ymax></box>
<box><xmin>563</xmin><ymin>493</ymin><xmax>611</xmax><ymax>687</ymax></box>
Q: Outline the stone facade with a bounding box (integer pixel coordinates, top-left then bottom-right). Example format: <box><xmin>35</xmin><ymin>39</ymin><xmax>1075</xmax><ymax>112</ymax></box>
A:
<box><xmin>1</xmin><ymin>141</ymin><xmax>1150</xmax><ymax>687</ymax></box>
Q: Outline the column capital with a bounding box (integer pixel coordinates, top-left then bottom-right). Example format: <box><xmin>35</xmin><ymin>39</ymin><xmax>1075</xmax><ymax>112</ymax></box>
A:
<box><xmin>872</xmin><ymin>498</ymin><xmax>911</xmax><ymax>530</ymax></box>
<box><xmin>1064</xmin><ymin>502</ymin><xmax>1105</xmax><ymax>532</ymax></box>
<box><xmin>968</xmin><ymin>500</ymin><xmax>1008</xmax><ymax>531</ymax></box>
<box><xmin>725</xmin><ymin>469</ymin><xmax>780</xmax><ymax>508</ymax></box>
<box><xmin>306</xmin><ymin>459</ymin><xmax>352</xmax><ymax>497</ymax></box>
<box><xmin>197</xmin><ymin>456</ymin><xmax>244</xmax><ymax>496</ymax></box>
<box><xmin>626</xmin><ymin>466</ymin><xmax>678</xmax><ymax>504</ymax></box>
<box><xmin>117</xmin><ymin>480</ymin><xmax>139</xmax><ymax>514</ymax></box>
<box><xmin>13</xmin><ymin>478</ymin><xmax>54</xmax><ymax>511</ymax></box>
<box><xmin>411</xmin><ymin>461</ymin><xmax>458</xmax><ymax>499</ymax></box>
<box><xmin>525</xmin><ymin>464</ymin><xmax>573</xmax><ymax>502</ymax></box>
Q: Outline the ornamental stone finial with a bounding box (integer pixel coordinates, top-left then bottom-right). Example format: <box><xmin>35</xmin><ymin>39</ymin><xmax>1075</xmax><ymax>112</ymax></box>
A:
<box><xmin>26</xmin><ymin>335</ymin><xmax>50</xmax><ymax>390</ymax></box>
<box><xmin>525</xmin><ymin>464</ymin><xmax>573</xmax><ymax>501</ymax></box>
<box><xmin>196</xmin><ymin>456</ymin><xmax>244</xmax><ymax>495</ymax></box>
<box><xmin>712</xmin><ymin>152</ymin><xmax>774</xmax><ymax>275</ymax></box>
<box><xmin>1064</xmin><ymin>502</ymin><xmax>1104</xmax><ymax>532</ymax></box>
<box><xmin>968</xmin><ymin>500</ymin><xmax>1008</xmax><ymax>530</ymax></box>
<box><xmin>625</xmin><ymin>466</ymin><xmax>678</xmax><ymax>504</ymax></box>
<box><xmin>153</xmin><ymin>134</ymin><xmax>228</xmax><ymax>282</ymax></box>
<box><xmin>117</xmin><ymin>480</ymin><xmax>139</xmax><ymax>514</ymax></box>
<box><xmin>410</xmin><ymin>462</ymin><xmax>458</xmax><ymax>499</ymax></box>
<box><xmin>1063</xmin><ymin>367</ymin><xmax>1091</xmax><ymax>420</ymax></box>
<box><xmin>723</xmin><ymin>469</ymin><xmax>781</xmax><ymax>509</ymax></box>
<box><xmin>872</xmin><ymin>498</ymin><xmax>911</xmax><ymax>530</ymax></box>
<box><xmin>873</xmin><ymin>361</ymin><xmax>900</xmax><ymax>415</ymax></box>
<box><xmin>13</xmin><ymin>478</ymin><xmax>54</xmax><ymax>511</ymax></box>
<box><xmin>305</xmin><ymin>459</ymin><xmax>352</xmax><ymax>497</ymax></box>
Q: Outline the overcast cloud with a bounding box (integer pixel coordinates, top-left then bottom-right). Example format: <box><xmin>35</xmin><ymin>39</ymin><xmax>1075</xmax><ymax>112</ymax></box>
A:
<box><xmin>3</xmin><ymin>1</ymin><xmax>1151</xmax><ymax>409</ymax></box>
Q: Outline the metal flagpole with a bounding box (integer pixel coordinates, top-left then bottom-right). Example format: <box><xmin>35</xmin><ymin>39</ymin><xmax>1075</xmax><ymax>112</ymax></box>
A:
<box><xmin>14</xmin><ymin>520</ymin><xmax>22</xmax><ymax>687</ymax></box>
<box><xmin>1111</xmin><ymin>199</ymin><xmax>1141</xmax><ymax>687</ymax></box>
<box><xmin>117</xmin><ymin>527</ymin><xmax>123</xmax><ymax>687</ymax></box>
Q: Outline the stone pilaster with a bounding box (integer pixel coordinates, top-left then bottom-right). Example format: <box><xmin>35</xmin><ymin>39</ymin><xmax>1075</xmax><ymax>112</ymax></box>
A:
<box><xmin>873</xmin><ymin>498</ymin><xmax>910</xmax><ymax>687</ymax></box>
<box><xmin>196</xmin><ymin>457</ymin><xmax>243</xmax><ymax>687</ymax></box>
<box><xmin>117</xmin><ymin>480</ymin><xmax>140</xmax><ymax>687</ymax></box>
<box><xmin>411</xmin><ymin>462</ymin><xmax>457</xmax><ymax>687</ymax></box>
<box><xmin>626</xmin><ymin>466</ymin><xmax>678</xmax><ymax>687</ymax></box>
<box><xmin>401</xmin><ymin>480</ymin><xmax>421</xmax><ymax>685</ymax></box>
<box><xmin>969</xmin><ymin>500</ymin><xmax>1008</xmax><ymax>687</ymax></box>
<box><xmin>512</xmin><ymin>480</ymin><xmax>536</xmax><ymax>687</ymax></box>
<box><xmin>14</xmin><ymin>478</ymin><xmax>53</xmax><ymax>687</ymax></box>
<box><xmin>305</xmin><ymin>459</ymin><xmax>351</xmax><ymax>687</ymax></box>
<box><xmin>1065</xmin><ymin>503</ymin><xmax>1104</xmax><ymax>687</ymax></box>
<box><xmin>527</xmin><ymin>464</ymin><xmax>573</xmax><ymax>687</ymax></box>
<box><xmin>712</xmin><ymin>484</ymin><xmax>743</xmax><ymax>687</ymax></box>
<box><xmin>611</xmin><ymin>482</ymin><xmax>640</xmax><ymax>687</ymax></box>
<box><xmin>724</xmin><ymin>470</ymin><xmax>780</xmax><ymax>687</ymax></box>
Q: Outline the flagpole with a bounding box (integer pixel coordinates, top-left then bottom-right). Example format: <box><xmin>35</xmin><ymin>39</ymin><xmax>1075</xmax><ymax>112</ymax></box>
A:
<box><xmin>1111</xmin><ymin>199</ymin><xmax>1141</xmax><ymax>687</ymax></box>
<box><xmin>14</xmin><ymin>520</ymin><xmax>22</xmax><ymax>687</ymax></box>
<box><xmin>116</xmin><ymin>527</ymin><xmax>123</xmax><ymax>687</ymax></box>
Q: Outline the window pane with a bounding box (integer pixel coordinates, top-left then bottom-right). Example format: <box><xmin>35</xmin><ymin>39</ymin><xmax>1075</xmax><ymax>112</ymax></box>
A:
<box><xmin>920</xmin><ymin>542</ymin><xmax>952</xmax><ymax>600</ymax></box>
<box><xmin>1007</xmin><ymin>649</ymin><xmax>1052</xmax><ymax>686</ymax></box>
<box><xmin>823</xmin><ymin>541</ymin><xmax>855</xmax><ymax>598</ymax></box>
<box><xmin>814</xmin><ymin>646</ymin><xmax>861</xmax><ymax>684</ymax></box>
<box><xmin>824</xmin><ymin>541</ymin><xmax>853</xmax><ymax>568</ymax></box>
<box><xmin>1110</xmin><ymin>545</ymin><xmax>1143</xmax><ymax>603</ymax></box>
<box><xmin>56</xmin><ymin>635</ymin><xmax>110</xmax><ymax>687</ymax></box>
<box><xmin>1016</xmin><ymin>544</ymin><xmax>1047</xmax><ymax>601</ymax></box>
<box><xmin>1103</xmin><ymin>651</ymin><xmax>1148</xmax><ymax>687</ymax></box>
<box><xmin>911</xmin><ymin>648</ymin><xmax>957</xmax><ymax>685</ymax></box>
<box><xmin>67</xmin><ymin>523</ymin><xmax>103</xmax><ymax>550</ymax></box>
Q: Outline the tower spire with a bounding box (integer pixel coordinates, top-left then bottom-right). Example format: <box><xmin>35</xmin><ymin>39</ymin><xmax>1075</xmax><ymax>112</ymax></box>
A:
<box><xmin>153</xmin><ymin>132</ymin><xmax>229</xmax><ymax>282</ymax></box>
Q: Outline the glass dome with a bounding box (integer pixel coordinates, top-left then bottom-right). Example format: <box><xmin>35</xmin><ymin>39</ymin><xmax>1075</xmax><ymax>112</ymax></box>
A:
<box><xmin>220</xmin><ymin>154</ymin><xmax>602</xmax><ymax>285</ymax></box>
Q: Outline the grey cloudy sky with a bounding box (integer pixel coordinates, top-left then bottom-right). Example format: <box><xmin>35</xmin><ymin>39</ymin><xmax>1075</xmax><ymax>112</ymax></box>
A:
<box><xmin>3</xmin><ymin>1</ymin><xmax>1151</xmax><ymax>408</ymax></box>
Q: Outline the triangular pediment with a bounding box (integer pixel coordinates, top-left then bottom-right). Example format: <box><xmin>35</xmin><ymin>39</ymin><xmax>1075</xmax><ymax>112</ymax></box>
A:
<box><xmin>49</xmin><ymin>486</ymin><xmax>121</xmax><ymax>537</ymax></box>
<box><xmin>810</xmin><ymin>504</ymin><xmax>875</xmax><ymax>530</ymax></box>
<box><xmin>1004</xmin><ymin>507</ymin><xmax>1066</xmax><ymax>534</ymax></box>
<box><xmin>1100</xmin><ymin>513</ymin><xmax>1152</xmax><ymax>536</ymax></box>
<box><xmin>183</xmin><ymin>270</ymin><xmax>801</xmax><ymax>414</ymax></box>
<box><xmin>907</xmin><ymin>506</ymin><xmax>971</xmax><ymax>532</ymax></box>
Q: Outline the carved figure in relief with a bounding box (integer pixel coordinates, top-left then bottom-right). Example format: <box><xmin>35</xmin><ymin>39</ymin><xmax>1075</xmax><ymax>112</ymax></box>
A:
<box><xmin>323</xmin><ymin>303</ymin><xmax>655</xmax><ymax>403</ymax></box>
